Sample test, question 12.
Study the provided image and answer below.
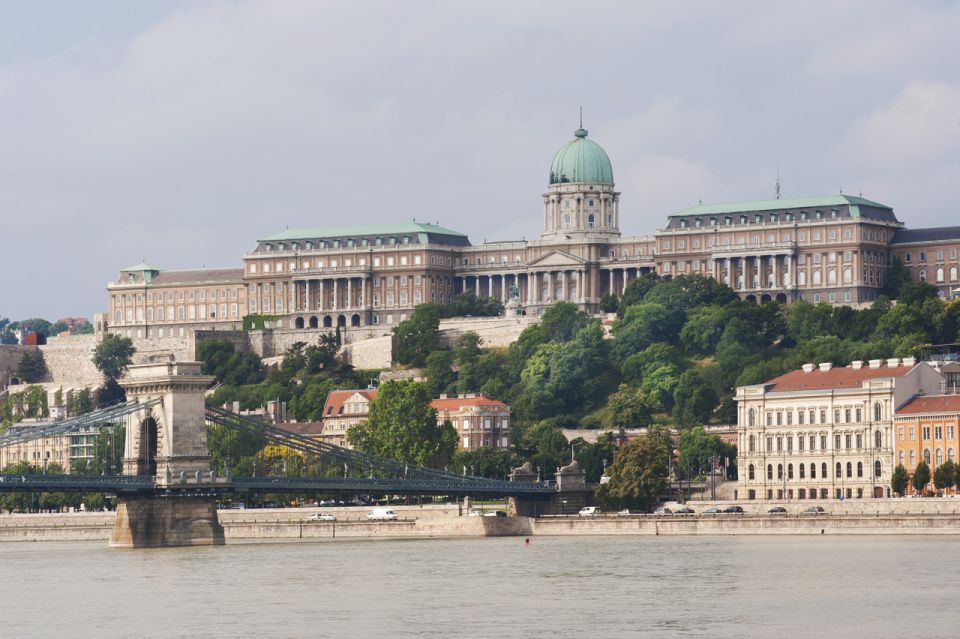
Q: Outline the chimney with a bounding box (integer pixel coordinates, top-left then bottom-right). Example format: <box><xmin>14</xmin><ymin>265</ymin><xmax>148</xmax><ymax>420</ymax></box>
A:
<box><xmin>439</xmin><ymin>393</ymin><xmax>447</xmax><ymax>400</ymax></box>
<box><xmin>902</xmin><ymin>356</ymin><xmax>917</xmax><ymax>367</ymax></box>
<box><xmin>851</xmin><ymin>360</ymin><xmax>863</xmax><ymax>369</ymax></box>
<box><xmin>869</xmin><ymin>359</ymin><xmax>882</xmax><ymax>369</ymax></box>
<box><xmin>818</xmin><ymin>362</ymin><xmax>833</xmax><ymax>372</ymax></box>
<box><xmin>887</xmin><ymin>358</ymin><xmax>900</xmax><ymax>368</ymax></box>
<box><xmin>802</xmin><ymin>363</ymin><xmax>815</xmax><ymax>373</ymax></box>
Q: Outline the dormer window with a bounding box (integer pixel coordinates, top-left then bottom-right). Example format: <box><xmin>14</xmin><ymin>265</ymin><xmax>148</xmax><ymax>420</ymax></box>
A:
<box><xmin>816</xmin><ymin>211</ymin><xmax>823</xmax><ymax>220</ymax></box>
<box><xmin>128</xmin><ymin>273</ymin><xmax>135</xmax><ymax>283</ymax></box>
<box><xmin>695</xmin><ymin>218</ymin><xmax>702</xmax><ymax>227</ymax></box>
<box><xmin>680</xmin><ymin>219</ymin><xmax>688</xmax><ymax>228</ymax></box>
<box><xmin>403</xmin><ymin>236</ymin><xmax>411</xmax><ymax>244</ymax></box>
<box><xmin>801</xmin><ymin>211</ymin><xmax>808</xmax><ymax>220</ymax></box>
<box><xmin>376</xmin><ymin>237</ymin><xmax>384</xmax><ymax>245</ymax></box>
<box><xmin>831</xmin><ymin>209</ymin><xmax>839</xmax><ymax>218</ymax></box>
<box><xmin>785</xmin><ymin>213</ymin><xmax>793</xmax><ymax>222</ymax></box>
<box><xmin>265</xmin><ymin>244</ymin><xmax>272</xmax><ymax>252</ymax></box>
<box><xmin>306</xmin><ymin>241</ymin><xmax>313</xmax><ymax>250</ymax></box>
<box><xmin>319</xmin><ymin>241</ymin><xmax>327</xmax><ymax>249</ymax></box>
<box><xmin>725</xmin><ymin>217</ymin><xmax>732</xmax><ymax>226</ymax></box>
<box><xmin>754</xmin><ymin>214</ymin><xmax>762</xmax><ymax>223</ymax></box>
<box><xmin>710</xmin><ymin>217</ymin><xmax>717</xmax><ymax>226</ymax></box>
<box><xmin>292</xmin><ymin>242</ymin><xmax>298</xmax><ymax>250</ymax></box>
<box><xmin>770</xmin><ymin>214</ymin><xmax>778</xmax><ymax>223</ymax></box>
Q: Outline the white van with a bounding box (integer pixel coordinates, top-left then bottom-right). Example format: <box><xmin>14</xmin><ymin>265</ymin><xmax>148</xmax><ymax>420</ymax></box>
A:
<box><xmin>367</xmin><ymin>508</ymin><xmax>399</xmax><ymax>521</ymax></box>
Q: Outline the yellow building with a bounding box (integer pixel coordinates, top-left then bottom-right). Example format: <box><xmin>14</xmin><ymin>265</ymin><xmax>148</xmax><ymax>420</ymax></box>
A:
<box><xmin>894</xmin><ymin>395</ymin><xmax>960</xmax><ymax>495</ymax></box>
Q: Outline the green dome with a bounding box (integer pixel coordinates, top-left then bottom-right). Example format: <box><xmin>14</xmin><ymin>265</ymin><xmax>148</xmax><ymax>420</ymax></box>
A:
<box><xmin>549</xmin><ymin>127</ymin><xmax>613</xmax><ymax>185</ymax></box>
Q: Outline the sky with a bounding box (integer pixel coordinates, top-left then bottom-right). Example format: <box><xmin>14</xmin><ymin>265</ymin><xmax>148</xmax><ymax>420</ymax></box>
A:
<box><xmin>1</xmin><ymin>0</ymin><xmax>959</xmax><ymax>320</ymax></box>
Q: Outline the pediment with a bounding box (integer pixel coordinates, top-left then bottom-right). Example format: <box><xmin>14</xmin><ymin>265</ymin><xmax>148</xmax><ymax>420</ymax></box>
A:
<box><xmin>527</xmin><ymin>250</ymin><xmax>585</xmax><ymax>268</ymax></box>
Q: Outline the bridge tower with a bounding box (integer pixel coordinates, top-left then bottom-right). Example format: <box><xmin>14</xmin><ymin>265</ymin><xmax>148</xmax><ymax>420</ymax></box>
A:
<box><xmin>110</xmin><ymin>360</ymin><xmax>225</xmax><ymax>547</ymax></box>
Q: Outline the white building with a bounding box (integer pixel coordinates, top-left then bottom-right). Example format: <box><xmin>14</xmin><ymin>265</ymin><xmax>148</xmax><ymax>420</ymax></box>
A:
<box><xmin>735</xmin><ymin>358</ymin><xmax>943</xmax><ymax>501</ymax></box>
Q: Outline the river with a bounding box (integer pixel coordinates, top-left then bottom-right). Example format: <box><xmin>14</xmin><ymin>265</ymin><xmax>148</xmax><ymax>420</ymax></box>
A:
<box><xmin>1</xmin><ymin>536</ymin><xmax>958</xmax><ymax>638</ymax></box>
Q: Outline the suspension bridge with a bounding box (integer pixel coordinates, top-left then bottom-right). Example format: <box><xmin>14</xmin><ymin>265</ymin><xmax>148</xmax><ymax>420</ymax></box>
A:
<box><xmin>0</xmin><ymin>360</ymin><xmax>556</xmax><ymax>546</ymax></box>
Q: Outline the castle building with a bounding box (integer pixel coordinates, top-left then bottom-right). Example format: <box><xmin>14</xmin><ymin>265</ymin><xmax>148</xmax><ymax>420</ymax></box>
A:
<box><xmin>105</xmin><ymin>121</ymin><xmax>960</xmax><ymax>336</ymax></box>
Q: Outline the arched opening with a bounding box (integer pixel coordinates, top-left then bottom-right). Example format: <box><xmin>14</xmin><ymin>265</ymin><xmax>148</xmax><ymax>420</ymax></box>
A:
<box><xmin>748</xmin><ymin>464</ymin><xmax>755</xmax><ymax>480</ymax></box>
<box><xmin>748</xmin><ymin>434</ymin><xmax>756</xmax><ymax>452</ymax></box>
<box><xmin>874</xmin><ymin>460</ymin><xmax>882</xmax><ymax>478</ymax></box>
<box><xmin>822</xmin><ymin>463</ymin><xmax>827</xmax><ymax>479</ymax></box>
<box><xmin>295</xmin><ymin>317</ymin><xmax>305</xmax><ymax>329</ymax></box>
<box><xmin>337</xmin><ymin>315</ymin><xmax>347</xmax><ymax>328</ymax></box>
<box><xmin>745</xmin><ymin>295</ymin><xmax>757</xmax><ymax>304</ymax></box>
<box><xmin>874</xmin><ymin>486</ymin><xmax>884</xmax><ymax>498</ymax></box>
<box><xmin>846</xmin><ymin>461</ymin><xmax>852</xmax><ymax>478</ymax></box>
<box><xmin>587</xmin><ymin>214</ymin><xmax>595</xmax><ymax>228</ymax></box>
<box><xmin>350</xmin><ymin>314</ymin><xmax>361</xmax><ymax>327</ymax></box>
<box><xmin>775</xmin><ymin>293</ymin><xmax>787</xmax><ymax>304</ymax></box>
<box><xmin>766</xmin><ymin>464</ymin><xmax>773</xmax><ymax>480</ymax></box>
<box><xmin>811</xmin><ymin>463</ymin><xmax>817</xmax><ymax>479</ymax></box>
<box><xmin>787</xmin><ymin>463</ymin><xmax>794</xmax><ymax>479</ymax></box>
<box><xmin>749</xmin><ymin>410</ymin><xmax>756</xmax><ymax>427</ymax></box>
<box><xmin>139</xmin><ymin>417</ymin><xmax>158</xmax><ymax>477</ymax></box>
<box><xmin>875</xmin><ymin>429</ymin><xmax>882</xmax><ymax>449</ymax></box>
<box><xmin>760</xmin><ymin>294</ymin><xmax>772</xmax><ymax>304</ymax></box>
<box><xmin>309</xmin><ymin>316</ymin><xmax>319</xmax><ymax>329</ymax></box>
<box><xmin>322</xmin><ymin>316</ymin><xmax>332</xmax><ymax>328</ymax></box>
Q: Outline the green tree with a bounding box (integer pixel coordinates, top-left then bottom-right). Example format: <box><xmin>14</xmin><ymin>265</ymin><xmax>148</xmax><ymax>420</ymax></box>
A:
<box><xmin>912</xmin><ymin>461</ymin><xmax>931</xmax><ymax>496</ymax></box>
<box><xmin>15</xmin><ymin>350</ymin><xmax>47</xmax><ymax>383</ymax></box>
<box><xmin>440</xmin><ymin>291</ymin><xmax>503</xmax><ymax>318</ymax></box>
<box><xmin>599</xmin><ymin>293</ymin><xmax>619</xmax><ymax>313</ymax></box>
<box><xmin>606</xmin><ymin>384</ymin><xmax>652</xmax><ymax>431</ymax></box>
<box><xmin>347</xmin><ymin>380</ymin><xmax>456</xmax><ymax>468</ymax></box>
<box><xmin>92</xmin><ymin>334</ymin><xmax>135</xmax><ymax>380</ymax></box>
<box><xmin>880</xmin><ymin>257</ymin><xmax>911</xmax><ymax>298</ymax></box>
<box><xmin>677</xmin><ymin>426</ymin><xmax>722</xmax><ymax>477</ymax></box>
<box><xmin>68</xmin><ymin>387</ymin><xmax>95</xmax><ymax>416</ymax></box>
<box><xmin>672</xmin><ymin>370</ymin><xmax>719</xmax><ymax>427</ymax></box>
<box><xmin>934</xmin><ymin>460</ymin><xmax>957</xmax><ymax>492</ymax></box>
<box><xmin>539</xmin><ymin>302</ymin><xmax>590</xmax><ymax>343</ymax></box>
<box><xmin>596</xmin><ymin>426</ymin><xmax>671</xmax><ymax>512</ymax></box>
<box><xmin>890</xmin><ymin>464</ymin><xmax>909</xmax><ymax>497</ymax></box>
<box><xmin>424</xmin><ymin>350</ymin><xmax>456</xmax><ymax>397</ymax></box>
<box><xmin>450</xmin><ymin>448</ymin><xmax>521</xmax><ymax>479</ymax></box>
<box><xmin>611</xmin><ymin>303</ymin><xmax>679</xmax><ymax>362</ymax></box>
<box><xmin>393</xmin><ymin>304</ymin><xmax>441</xmax><ymax>367</ymax></box>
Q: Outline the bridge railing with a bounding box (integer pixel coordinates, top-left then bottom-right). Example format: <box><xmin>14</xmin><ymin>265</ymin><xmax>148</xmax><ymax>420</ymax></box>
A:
<box><xmin>0</xmin><ymin>398</ymin><xmax>163</xmax><ymax>447</ymax></box>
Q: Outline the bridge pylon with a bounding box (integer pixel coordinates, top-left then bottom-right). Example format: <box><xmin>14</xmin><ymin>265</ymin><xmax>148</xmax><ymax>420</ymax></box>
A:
<box><xmin>109</xmin><ymin>360</ymin><xmax>225</xmax><ymax>548</ymax></box>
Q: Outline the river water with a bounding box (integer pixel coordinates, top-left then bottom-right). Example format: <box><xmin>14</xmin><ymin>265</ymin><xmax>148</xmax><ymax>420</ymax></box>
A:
<box><xmin>2</xmin><ymin>536</ymin><xmax>958</xmax><ymax>638</ymax></box>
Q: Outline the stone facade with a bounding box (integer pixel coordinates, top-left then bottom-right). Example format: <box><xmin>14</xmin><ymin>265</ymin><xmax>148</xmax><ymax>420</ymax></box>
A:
<box><xmin>736</xmin><ymin>358</ymin><xmax>945</xmax><ymax>501</ymax></box>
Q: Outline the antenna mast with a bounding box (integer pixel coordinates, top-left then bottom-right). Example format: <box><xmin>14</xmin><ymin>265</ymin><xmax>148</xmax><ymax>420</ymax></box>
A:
<box><xmin>775</xmin><ymin>162</ymin><xmax>781</xmax><ymax>200</ymax></box>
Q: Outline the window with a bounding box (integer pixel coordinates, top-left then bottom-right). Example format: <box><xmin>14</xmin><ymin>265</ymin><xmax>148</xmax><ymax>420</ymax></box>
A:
<box><xmin>748</xmin><ymin>464</ymin><xmax>755</xmax><ymax>480</ymax></box>
<box><xmin>777</xmin><ymin>464</ymin><xmax>783</xmax><ymax>480</ymax></box>
<box><xmin>588</xmin><ymin>214</ymin><xmax>595</xmax><ymax>228</ymax></box>
<box><xmin>875</xmin><ymin>460</ymin><xmax>882</xmax><ymax>478</ymax></box>
<box><xmin>874</xmin><ymin>403</ymin><xmax>882</xmax><ymax>421</ymax></box>
<box><xmin>799</xmin><ymin>464</ymin><xmax>805</xmax><ymax>479</ymax></box>
<box><xmin>875</xmin><ymin>430</ymin><xmax>882</xmax><ymax>449</ymax></box>
<box><xmin>749</xmin><ymin>408</ymin><xmax>756</xmax><ymax>427</ymax></box>
<box><xmin>749</xmin><ymin>435</ymin><xmax>755</xmax><ymax>452</ymax></box>
<box><xmin>787</xmin><ymin>464</ymin><xmax>794</xmax><ymax>480</ymax></box>
<box><xmin>767</xmin><ymin>464</ymin><xmax>773</xmax><ymax>480</ymax></box>
<box><xmin>822</xmin><ymin>463</ymin><xmax>827</xmax><ymax>479</ymax></box>
<box><xmin>857</xmin><ymin>462</ymin><xmax>863</xmax><ymax>478</ymax></box>
<box><xmin>810</xmin><ymin>463</ymin><xmax>817</xmax><ymax>479</ymax></box>
<box><xmin>836</xmin><ymin>462</ymin><xmax>842</xmax><ymax>478</ymax></box>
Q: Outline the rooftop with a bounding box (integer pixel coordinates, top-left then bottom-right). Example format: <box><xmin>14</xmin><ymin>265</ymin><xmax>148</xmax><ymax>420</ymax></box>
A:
<box><xmin>764</xmin><ymin>361</ymin><xmax>917</xmax><ymax>392</ymax></box>
<box><xmin>431</xmin><ymin>394</ymin><xmax>509</xmax><ymax>410</ymax></box>
<box><xmin>897</xmin><ymin>395</ymin><xmax>960</xmax><ymax>415</ymax></box>
<box><xmin>670</xmin><ymin>194</ymin><xmax>892</xmax><ymax>218</ymax></box>
<box><xmin>150</xmin><ymin>268</ymin><xmax>244</xmax><ymax>286</ymax></box>
<box><xmin>891</xmin><ymin>226</ymin><xmax>960</xmax><ymax>245</ymax></box>
<box><xmin>260</xmin><ymin>221</ymin><xmax>467</xmax><ymax>242</ymax></box>
<box><xmin>322</xmin><ymin>389</ymin><xmax>377</xmax><ymax>417</ymax></box>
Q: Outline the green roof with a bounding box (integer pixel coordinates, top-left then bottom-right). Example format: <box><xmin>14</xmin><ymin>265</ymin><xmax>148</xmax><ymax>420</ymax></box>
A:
<box><xmin>260</xmin><ymin>221</ymin><xmax>467</xmax><ymax>242</ymax></box>
<box><xmin>120</xmin><ymin>262</ymin><xmax>163</xmax><ymax>272</ymax></box>
<box><xmin>670</xmin><ymin>195</ymin><xmax>892</xmax><ymax>217</ymax></box>
<box><xmin>549</xmin><ymin>127</ymin><xmax>614</xmax><ymax>185</ymax></box>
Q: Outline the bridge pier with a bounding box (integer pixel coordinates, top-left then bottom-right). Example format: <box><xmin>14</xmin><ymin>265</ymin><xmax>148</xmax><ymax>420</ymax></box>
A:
<box><xmin>111</xmin><ymin>361</ymin><xmax>224</xmax><ymax>548</ymax></box>
<box><xmin>110</xmin><ymin>497</ymin><xmax>224</xmax><ymax>548</ymax></box>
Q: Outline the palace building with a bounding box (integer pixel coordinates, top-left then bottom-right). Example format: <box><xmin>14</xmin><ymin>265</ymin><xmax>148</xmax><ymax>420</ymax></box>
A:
<box><xmin>105</xmin><ymin>121</ymin><xmax>960</xmax><ymax>337</ymax></box>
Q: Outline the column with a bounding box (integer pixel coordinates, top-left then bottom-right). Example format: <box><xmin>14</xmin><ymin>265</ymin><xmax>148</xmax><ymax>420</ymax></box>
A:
<box><xmin>475</xmin><ymin>276</ymin><xmax>480</xmax><ymax>296</ymax></box>
<box><xmin>530</xmin><ymin>272</ymin><xmax>538</xmax><ymax>304</ymax></box>
<box><xmin>501</xmin><ymin>275</ymin><xmax>508</xmax><ymax>304</ymax></box>
<box><xmin>608</xmin><ymin>269</ymin><xmax>614</xmax><ymax>296</ymax></box>
<box><xmin>361</xmin><ymin>277</ymin><xmax>367</xmax><ymax>308</ymax></box>
<box><xmin>773</xmin><ymin>256</ymin><xmax>780</xmax><ymax>290</ymax></box>
<box><xmin>622</xmin><ymin>268</ymin><xmax>628</xmax><ymax>295</ymax></box>
<box><xmin>488</xmin><ymin>275</ymin><xmax>493</xmax><ymax>299</ymax></box>
<box><xmin>548</xmin><ymin>271</ymin><xmax>555</xmax><ymax>301</ymax></box>
<box><xmin>333</xmin><ymin>279</ymin><xmax>338</xmax><ymax>310</ymax></box>
<box><xmin>579</xmin><ymin>269</ymin><xmax>586</xmax><ymax>302</ymax></box>
<box><xmin>347</xmin><ymin>278</ymin><xmax>353</xmax><ymax>309</ymax></box>
<box><xmin>789</xmin><ymin>255</ymin><xmax>797</xmax><ymax>289</ymax></box>
<box><xmin>559</xmin><ymin>271</ymin><xmax>567</xmax><ymax>301</ymax></box>
<box><xmin>305</xmin><ymin>280</ymin><xmax>311</xmax><ymax>311</ymax></box>
<box><xmin>726</xmin><ymin>258</ymin><xmax>732</xmax><ymax>288</ymax></box>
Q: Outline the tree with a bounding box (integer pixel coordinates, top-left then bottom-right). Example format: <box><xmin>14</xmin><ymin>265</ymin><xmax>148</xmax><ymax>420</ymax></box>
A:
<box><xmin>606</xmin><ymin>384</ymin><xmax>652</xmax><ymax>431</ymax></box>
<box><xmin>599</xmin><ymin>293</ymin><xmax>619</xmax><ymax>313</ymax></box>
<box><xmin>677</xmin><ymin>426</ymin><xmax>722</xmax><ymax>477</ymax></box>
<box><xmin>539</xmin><ymin>302</ymin><xmax>590</xmax><ymax>343</ymax></box>
<box><xmin>880</xmin><ymin>257</ymin><xmax>911</xmax><ymax>298</ymax></box>
<box><xmin>672</xmin><ymin>370</ymin><xmax>719</xmax><ymax>427</ymax></box>
<box><xmin>92</xmin><ymin>334</ymin><xmax>135</xmax><ymax>380</ymax></box>
<box><xmin>15</xmin><ymin>350</ymin><xmax>47</xmax><ymax>383</ymax></box>
<box><xmin>423</xmin><ymin>350</ymin><xmax>455</xmax><ymax>397</ymax></box>
<box><xmin>440</xmin><ymin>291</ymin><xmax>503</xmax><ymax>318</ymax></box>
<box><xmin>934</xmin><ymin>460</ymin><xmax>957</xmax><ymax>492</ymax></box>
<box><xmin>611</xmin><ymin>303</ymin><xmax>679</xmax><ymax>362</ymax></box>
<box><xmin>912</xmin><ymin>461</ymin><xmax>931</xmax><ymax>496</ymax></box>
<box><xmin>347</xmin><ymin>380</ymin><xmax>456</xmax><ymax>468</ymax></box>
<box><xmin>69</xmin><ymin>388</ymin><xmax>95</xmax><ymax>416</ymax></box>
<box><xmin>450</xmin><ymin>448</ymin><xmax>521</xmax><ymax>479</ymax></box>
<box><xmin>890</xmin><ymin>464</ymin><xmax>909</xmax><ymax>497</ymax></box>
<box><xmin>595</xmin><ymin>427</ymin><xmax>671</xmax><ymax>512</ymax></box>
<box><xmin>393</xmin><ymin>304</ymin><xmax>441</xmax><ymax>367</ymax></box>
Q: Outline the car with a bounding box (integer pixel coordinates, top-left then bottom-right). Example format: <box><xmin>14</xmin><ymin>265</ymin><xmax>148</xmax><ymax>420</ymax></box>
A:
<box><xmin>768</xmin><ymin>506</ymin><xmax>787</xmax><ymax>515</ymax></box>
<box><xmin>578</xmin><ymin>506</ymin><xmax>599</xmax><ymax>517</ymax></box>
<box><xmin>674</xmin><ymin>507</ymin><xmax>695</xmax><ymax>516</ymax></box>
<box><xmin>483</xmin><ymin>510</ymin><xmax>507</xmax><ymax>517</ymax></box>
<box><xmin>722</xmin><ymin>505</ymin><xmax>744</xmax><ymax>514</ymax></box>
<box><xmin>703</xmin><ymin>507</ymin><xmax>722</xmax><ymax>514</ymax></box>
<box><xmin>467</xmin><ymin>510</ymin><xmax>483</xmax><ymax>517</ymax></box>
<box><xmin>367</xmin><ymin>508</ymin><xmax>399</xmax><ymax>521</ymax></box>
<box><xmin>617</xmin><ymin>509</ymin><xmax>633</xmax><ymax>516</ymax></box>
<box><xmin>318</xmin><ymin>500</ymin><xmax>337</xmax><ymax>508</ymax></box>
<box><xmin>802</xmin><ymin>506</ymin><xmax>826</xmax><ymax>515</ymax></box>
<box><xmin>306</xmin><ymin>513</ymin><xmax>336</xmax><ymax>522</ymax></box>
<box><xmin>653</xmin><ymin>507</ymin><xmax>673</xmax><ymax>516</ymax></box>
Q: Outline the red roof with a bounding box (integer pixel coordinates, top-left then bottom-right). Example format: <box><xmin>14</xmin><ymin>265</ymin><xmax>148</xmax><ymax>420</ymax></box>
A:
<box><xmin>273</xmin><ymin>421</ymin><xmax>324</xmax><ymax>436</ymax></box>
<box><xmin>766</xmin><ymin>364</ymin><xmax>917</xmax><ymax>392</ymax></box>
<box><xmin>897</xmin><ymin>395</ymin><xmax>960</xmax><ymax>415</ymax></box>
<box><xmin>431</xmin><ymin>395</ymin><xmax>508</xmax><ymax>411</ymax></box>
<box><xmin>322</xmin><ymin>389</ymin><xmax>377</xmax><ymax>418</ymax></box>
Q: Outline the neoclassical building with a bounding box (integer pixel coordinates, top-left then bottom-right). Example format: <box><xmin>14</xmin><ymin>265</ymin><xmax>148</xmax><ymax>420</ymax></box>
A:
<box><xmin>106</xmin><ymin>121</ymin><xmax>960</xmax><ymax>335</ymax></box>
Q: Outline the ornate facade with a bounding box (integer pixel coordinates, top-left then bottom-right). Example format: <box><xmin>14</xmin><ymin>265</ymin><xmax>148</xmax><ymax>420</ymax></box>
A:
<box><xmin>105</xmin><ymin>121</ymin><xmax>960</xmax><ymax>335</ymax></box>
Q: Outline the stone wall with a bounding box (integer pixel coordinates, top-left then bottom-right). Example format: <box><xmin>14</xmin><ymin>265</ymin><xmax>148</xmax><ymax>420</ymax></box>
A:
<box><xmin>438</xmin><ymin>316</ymin><xmax>538</xmax><ymax>348</ymax></box>
<box><xmin>40</xmin><ymin>336</ymin><xmax>103</xmax><ymax>387</ymax></box>
<box><xmin>0</xmin><ymin>345</ymin><xmax>37</xmax><ymax>385</ymax></box>
<box><xmin>341</xmin><ymin>335</ymin><xmax>393</xmax><ymax>370</ymax></box>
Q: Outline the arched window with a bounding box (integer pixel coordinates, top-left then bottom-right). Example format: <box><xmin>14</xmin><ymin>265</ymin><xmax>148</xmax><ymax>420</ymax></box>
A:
<box><xmin>799</xmin><ymin>464</ymin><xmax>805</xmax><ymax>479</ymax></box>
<box><xmin>846</xmin><ymin>462</ymin><xmax>852</xmax><ymax>478</ymax></box>
<box><xmin>749</xmin><ymin>409</ymin><xmax>756</xmax><ymax>427</ymax></box>
<box><xmin>875</xmin><ymin>430</ymin><xmax>882</xmax><ymax>449</ymax></box>
<box><xmin>836</xmin><ymin>462</ymin><xmax>842</xmax><ymax>478</ymax></box>
<box><xmin>950</xmin><ymin>448</ymin><xmax>955</xmax><ymax>462</ymax></box>
<box><xmin>936</xmin><ymin>448</ymin><xmax>943</xmax><ymax>465</ymax></box>
<box><xmin>828</xmin><ymin>270</ymin><xmax>837</xmax><ymax>285</ymax></box>
<box><xmin>749</xmin><ymin>435</ymin><xmax>756</xmax><ymax>452</ymax></box>
<box><xmin>857</xmin><ymin>462</ymin><xmax>863</xmax><ymax>478</ymax></box>
<box><xmin>874</xmin><ymin>403</ymin><xmax>882</xmax><ymax>421</ymax></box>
<box><xmin>788</xmin><ymin>464</ymin><xmax>794</xmax><ymax>479</ymax></box>
<box><xmin>937</xmin><ymin>267</ymin><xmax>944</xmax><ymax>283</ymax></box>
<box><xmin>777</xmin><ymin>464</ymin><xmax>783</xmax><ymax>480</ymax></box>
<box><xmin>924</xmin><ymin>449</ymin><xmax>931</xmax><ymax>465</ymax></box>
<box><xmin>811</xmin><ymin>463</ymin><xmax>817</xmax><ymax>479</ymax></box>
<box><xmin>875</xmin><ymin>460</ymin><xmax>882</xmax><ymax>478</ymax></box>
<box><xmin>587</xmin><ymin>214</ymin><xmax>595</xmax><ymax>228</ymax></box>
<box><xmin>951</xmin><ymin>266</ymin><xmax>958</xmax><ymax>282</ymax></box>
<box><xmin>607</xmin><ymin>213</ymin><xmax>613</xmax><ymax>227</ymax></box>
<box><xmin>748</xmin><ymin>464</ymin><xmax>755</xmax><ymax>480</ymax></box>
<box><xmin>799</xmin><ymin>271</ymin><xmax>807</xmax><ymax>286</ymax></box>
<box><xmin>843</xmin><ymin>268</ymin><xmax>852</xmax><ymax>284</ymax></box>
<box><xmin>767</xmin><ymin>464</ymin><xmax>773</xmax><ymax>480</ymax></box>
<box><xmin>822</xmin><ymin>463</ymin><xmax>828</xmax><ymax>479</ymax></box>
<box><xmin>813</xmin><ymin>271</ymin><xmax>822</xmax><ymax>285</ymax></box>
<box><xmin>899</xmin><ymin>450</ymin><xmax>905</xmax><ymax>465</ymax></box>
<box><xmin>910</xmin><ymin>450</ymin><xmax>916</xmax><ymax>465</ymax></box>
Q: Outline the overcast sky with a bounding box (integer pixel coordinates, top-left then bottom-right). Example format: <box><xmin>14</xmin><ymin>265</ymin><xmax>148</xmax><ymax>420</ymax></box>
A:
<box><xmin>2</xmin><ymin>1</ymin><xmax>959</xmax><ymax>320</ymax></box>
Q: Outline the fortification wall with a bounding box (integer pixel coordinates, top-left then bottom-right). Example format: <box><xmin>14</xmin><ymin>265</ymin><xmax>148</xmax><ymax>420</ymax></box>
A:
<box><xmin>341</xmin><ymin>335</ymin><xmax>392</xmax><ymax>370</ymax></box>
<box><xmin>0</xmin><ymin>345</ymin><xmax>38</xmax><ymax>385</ymax></box>
<box><xmin>438</xmin><ymin>316</ymin><xmax>537</xmax><ymax>348</ymax></box>
<box><xmin>40</xmin><ymin>336</ymin><xmax>102</xmax><ymax>386</ymax></box>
